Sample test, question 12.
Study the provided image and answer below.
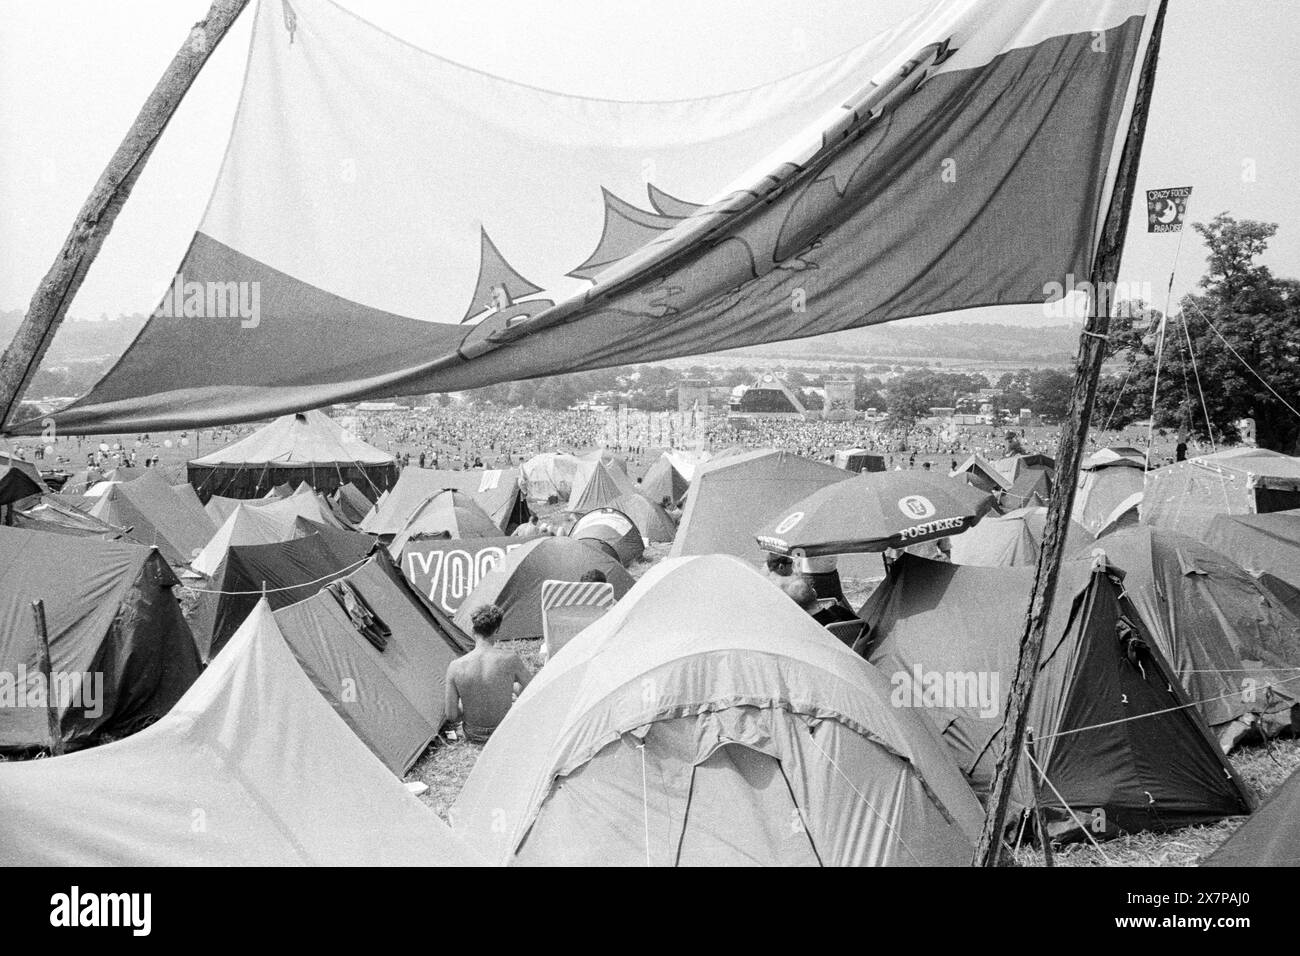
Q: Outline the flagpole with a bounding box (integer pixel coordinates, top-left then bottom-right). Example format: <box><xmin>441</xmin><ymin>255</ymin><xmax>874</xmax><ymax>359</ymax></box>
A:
<box><xmin>0</xmin><ymin>0</ymin><xmax>251</xmax><ymax>432</ymax></box>
<box><xmin>973</xmin><ymin>0</ymin><xmax>1170</xmax><ymax>867</ymax></box>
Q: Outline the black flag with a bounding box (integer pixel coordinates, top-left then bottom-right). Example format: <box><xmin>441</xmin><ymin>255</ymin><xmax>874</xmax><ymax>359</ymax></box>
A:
<box><xmin>1146</xmin><ymin>186</ymin><xmax>1192</xmax><ymax>233</ymax></box>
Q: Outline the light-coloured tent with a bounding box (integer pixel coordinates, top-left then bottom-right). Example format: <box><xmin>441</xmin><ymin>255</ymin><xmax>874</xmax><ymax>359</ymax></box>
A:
<box><xmin>385</xmin><ymin>490</ymin><xmax>501</xmax><ymax>557</ymax></box>
<box><xmin>521</xmin><ymin>452</ymin><xmax>585</xmax><ymax>501</ymax></box>
<box><xmin>363</xmin><ymin>467</ymin><xmax>525</xmax><ymax>535</ymax></box>
<box><xmin>87</xmin><ymin>469</ymin><xmax>216</xmax><ymax>566</ymax></box>
<box><xmin>640</xmin><ymin>454</ymin><xmax>689</xmax><ymax>506</ymax></box>
<box><xmin>567</xmin><ymin>460</ymin><xmax>637</xmax><ymax>513</ymax></box>
<box><xmin>949</xmin><ymin>506</ymin><xmax>1089</xmax><ymax>567</ymax></box>
<box><xmin>452</xmin><ymin>555</ymin><xmax>984</xmax><ymax>866</ymax></box>
<box><xmin>1073</xmin><ymin>460</ymin><xmax>1144</xmax><ymax>536</ymax></box>
<box><xmin>0</xmin><ymin>601</ymin><xmax>481</xmax><ymax>865</ymax></box>
<box><xmin>950</xmin><ymin>454</ymin><xmax>1010</xmax><ymax>494</ymax></box>
<box><xmin>611</xmin><ymin>492</ymin><xmax>677</xmax><ymax>543</ymax></box>
<box><xmin>569</xmin><ymin>507</ymin><xmax>645</xmax><ymax>566</ymax></box>
<box><xmin>1142</xmin><ymin>448</ymin><xmax>1300</xmax><ymax>538</ymax></box>
<box><xmin>187</xmin><ymin>410</ymin><xmax>397</xmax><ymax>501</ymax></box>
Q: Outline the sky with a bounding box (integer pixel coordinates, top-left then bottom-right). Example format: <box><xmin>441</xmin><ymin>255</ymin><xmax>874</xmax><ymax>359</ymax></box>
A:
<box><xmin>1</xmin><ymin>0</ymin><xmax>1297</xmax><ymax>330</ymax></box>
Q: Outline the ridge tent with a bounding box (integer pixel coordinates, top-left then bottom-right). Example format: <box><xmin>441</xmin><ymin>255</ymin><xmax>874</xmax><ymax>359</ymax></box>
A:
<box><xmin>191</xmin><ymin>502</ymin><xmax>297</xmax><ymax>577</ymax></box>
<box><xmin>1075</xmin><ymin>526</ymin><xmax>1300</xmax><ymax>747</ymax></box>
<box><xmin>170</xmin><ymin>481</ymin><xmax>206</xmax><ymax>515</ymax></box>
<box><xmin>1073</xmin><ymin>459</ymin><xmax>1144</xmax><ymax>536</ymax></box>
<box><xmin>386</xmin><ymin>490</ymin><xmax>501</xmax><ymax>558</ymax></box>
<box><xmin>332</xmin><ymin>481</ymin><xmax>374</xmax><ymax>526</ymax></box>
<box><xmin>949</xmin><ymin>506</ymin><xmax>1089</xmax><ymax>567</ymax></box>
<box><xmin>950</xmin><ymin>455</ymin><xmax>1010</xmax><ymax>494</ymax></box>
<box><xmin>521</xmin><ymin>453</ymin><xmax>585</xmax><ymax>502</ymax></box>
<box><xmin>0</xmin><ymin>527</ymin><xmax>200</xmax><ymax>754</ymax></box>
<box><xmin>187</xmin><ymin>410</ymin><xmax>397</xmax><ymax>502</ymax></box>
<box><xmin>1142</xmin><ymin>449</ymin><xmax>1300</xmax><ymax>538</ymax></box>
<box><xmin>611</xmin><ymin>492</ymin><xmax>677</xmax><ymax>543</ymax></box>
<box><xmin>579</xmin><ymin>448</ymin><xmax>629</xmax><ymax>474</ymax></box>
<box><xmin>0</xmin><ymin>465</ymin><xmax>42</xmax><ymax>508</ymax></box>
<box><xmin>0</xmin><ymin>453</ymin><xmax>46</xmax><ymax>493</ymax></box>
<box><xmin>993</xmin><ymin>453</ymin><xmax>1056</xmax><ymax>484</ymax></box>
<box><xmin>568</xmin><ymin>507</ymin><xmax>645</xmax><ymax>567</ymax></box>
<box><xmin>273</xmin><ymin>554</ymin><xmax>463</xmax><ymax>774</ymax></box>
<box><xmin>833</xmin><ymin>448</ymin><xmax>886</xmax><ymax>474</ymax></box>
<box><xmin>453</xmin><ymin>536</ymin><xmax>632</xmax><ymax>641</ymax></box>
<box><xmin>1000</xmin><ymin>466</ymin><xmax>1053</xmax><ymax>510</ymax></box>
<box><xmin>87</xmin><ymin>469</ymin><xmax>216</xmax><ymax>566</ymax></box>
<box><xmin>670</xmin><ymin>449</ymin><xmax>853</xmax><ymax>564</ymax></box>
<box><xmin>1204</xmin><ymin>766</ymin><xmax>1300</xmax><ymax>867</ymax></box>
<box><xmin>11</xmin><ymin>494</ymin><xmax>130</xmax><ymax>540</ymax></box>
<box><xmin>862</xmin><ymin>555</ymin><xmax>1253</xmax><ymax>839</ymax></box>
<box><xmin>566</xmin><ymin>460</ymin><xmax>637</xmax><ymax>513</ymax></box>
<box><xmin>0</xmin><ymin>602</ymin><xmax>481</xmax><ymax>866</ymax></box>
<box><xmin>362</xmin><ymin>467</ymin><xmax>527</xmax><ymax>536</ymax></box>
<box><xmin>640</xmin><ymin>454</ymin><xmax>689</xmax><ymax>507</ymax></box>
<box><xmin>1082</xmin><ymin>446</ymin><xmax>1146</xmax><ymax>470</ymax></box>
<box><xmin>191</xmin><ymin>532</ymin><xmax>366</xmax><ymax>663</ymax></box>
<box><xmin>290</xmin><ymin>516</ymin><xmax>375</xmax><ymax>568</ymax></box>
<box><xmin>1204</xmin><ymin>509</ymin><xmax>1300</xmax><ymax>595</ymax></box>
<box><xmin>452</xmin><ymin>555</ymin><xmax>984</xmax><ymax>866</ymax></box>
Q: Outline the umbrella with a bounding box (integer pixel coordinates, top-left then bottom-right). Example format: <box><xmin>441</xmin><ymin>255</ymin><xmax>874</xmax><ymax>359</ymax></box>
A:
<box><xmin>754</xmin><ymin>473</ymin><xmax>994</xmax><ymax>557</ymax></box>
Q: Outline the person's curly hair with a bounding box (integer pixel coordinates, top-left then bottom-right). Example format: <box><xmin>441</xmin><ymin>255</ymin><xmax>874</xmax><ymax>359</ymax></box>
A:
<box><xmin>470</xmin><ymin>603</ymin><xmax>504</xmax><ymax>638</ymax></box>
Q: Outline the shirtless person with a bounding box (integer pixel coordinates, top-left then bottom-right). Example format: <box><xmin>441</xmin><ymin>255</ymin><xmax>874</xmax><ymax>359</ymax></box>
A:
<box><xmin>443</xmin><ymin>604</ymin><xmax>532</xmax><ymax>744</ymax></box>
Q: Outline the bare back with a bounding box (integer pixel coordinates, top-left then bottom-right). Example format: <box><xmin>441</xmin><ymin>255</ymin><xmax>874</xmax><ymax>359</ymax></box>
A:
<box><xmin>446</xmin><ymin>645</ymin><xmax>530</xmax><ymax>742</ymax></box>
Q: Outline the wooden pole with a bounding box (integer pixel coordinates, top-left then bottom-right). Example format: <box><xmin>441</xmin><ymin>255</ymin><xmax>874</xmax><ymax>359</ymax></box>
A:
<box><xmin>1026</xmin><ymin>731</ymin><xmax>1054</xmax><ymax>867</ymax></box>
<box><xmin>974</xmin><ymin>0</ymin><xmax>1169</xmax><ymax>867</ymax></box>
<box><xmin>0</xmin><ymin>0</ymin><xmax>251</xmax><ymax>431</ymax></box>
<box><xmin>32</xmin><ymin>599</ymin><xmax>63</xmax><ymax>756</ymax></box>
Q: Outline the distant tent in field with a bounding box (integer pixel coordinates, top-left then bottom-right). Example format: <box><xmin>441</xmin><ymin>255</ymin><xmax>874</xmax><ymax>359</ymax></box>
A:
<box><xmin>569</xmin><ymin>507</ymin><xmax>645</xmax><ymax>566</ymax></box>
<box><xmin>1073</xmin><ymin>457</ymin><xmax>1145</xmax><ymax>536</ymax></box>
<box><xmin>993</xmin><ymin>453</ymin><xmax>1055</xmax><ymax>484</ymax></box>
<box><xmin>611</xmin><ymin>492</ymin><xmax>677</xmax><ymax>543</ymax></box>
<box><xmin>1204</xmin><ymin>766</ymin><xmax>1300</xmax><ymax>867</ymax></box>
<box><xmin>567</xmin><ymin>460</ymin><xmax>636</xmax><ymax>513</ymax></box>
<box><xmin>0</xmin><ymin>527</ymin><xmax>200</xmax><ymax>755</ymax></box>
<box><xmin>363</xmin><ymin>467</ymin><xmax>527</xmax><ymax>536</ymax></box>
<box><xmin>1142</xmin><ymin>449</ymin><xmax>1300</xmax><ymax>538</ymax></box>
<box><xmin>187</xmin><ymin>410</ymin><xmax>397</xmax><ymax>502</ymax></box>
<box><xmin>833</xmin><ymin>448</ymin><xmax>886</xmax><ymax>474</ymax></box>
<box><xmin>521</xmin><ymin>453</ymin><xmax>585</xmax><ymax>501</ymax></box>
<box><xmin>640</xmin><ymin>453</ymin><xmax>689</xmax><ymax>506</ymax></box>
<box><xmin>670</xmin><ymin>449</ymin><xmax>851</xmax><ymax>564</ymax></box>
<box><xmin>386</xmin><ymin>490</ymin><xmax>501</xmax><ymax>557</ymax></box>
<box><xmin>87</xmin><ymin>469</ymin><xmax>215</xmax><ymax>565</ymax></box>
<box><xmin>1001</xmin><ymin>466</ymin><xmax>1053</xmax><ymax>510</ymax></box>
<box><xmin>948</xmin><ymin>506</ymin><xmax>1089</xmax><ymax>568</ymax></box>
<box><xmin>452</xmin><ymin>555</ymin><xmax>985</xmax><ymax>866</ymax></box>
<box><xmin>273</xmin><ymin>555</ymin><xmax>463</xmax><ymax>774</ymax></box>
<box><xmin>950</xmin><ymin>455</ymin><xmax>1010</xmax><ymax>494</ymax></box>
<box><xmin>1077</xmin><ymin>526</ymin><xmax>1300</xmax><ymax>748</ymax></box>
<box><xmin>579</xmin><ymin>447</ymin><xmax>628</xmax><ymax>474</ymax></box>
<box><xmin>862</xmin><ymin>555</ymin><xmax>1253</xmax><ymax>839</ymax></box>
<box><xmin>0</xmin><ymin>601</ymin><xmax>482</xmax><ymax>866</ymax></box>
<box><xmin>453</xmin><ymin>536</ymin><xmax>632</xmax><ymax>641</ymax></box>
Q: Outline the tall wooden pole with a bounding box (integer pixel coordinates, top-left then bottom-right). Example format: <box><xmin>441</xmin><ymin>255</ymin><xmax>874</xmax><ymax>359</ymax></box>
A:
<box><xmin>32</xmin><ymin>599</ymin><xmax>63</xmax><ymax>756</ymax></box>
<box><xmin>974</xmin><ymin>0</ymin><xmax>1169</xmax><ymax>866</ymax></box>
<box><xmin>0</xmin><ymin>0</ymin><xmax>251</xmax><ymax>431</ymax></box>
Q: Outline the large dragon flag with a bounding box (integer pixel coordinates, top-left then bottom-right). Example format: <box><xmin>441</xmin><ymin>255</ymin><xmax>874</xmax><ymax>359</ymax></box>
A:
<box><xmin>18</xmin><ymin>0</ymin><xmax>1160</xmax><ymax>434</ymax></box>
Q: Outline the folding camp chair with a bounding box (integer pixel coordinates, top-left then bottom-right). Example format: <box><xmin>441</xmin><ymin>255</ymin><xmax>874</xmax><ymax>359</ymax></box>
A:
<box><xmin>539</xmin><ymin>579</ymin><xmax>615</xmax><ymax>663</ymax></box>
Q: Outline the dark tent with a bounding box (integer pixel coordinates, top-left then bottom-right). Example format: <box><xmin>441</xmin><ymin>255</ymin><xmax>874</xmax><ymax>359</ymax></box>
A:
<box><xmin>331</xmin><ymin>481</ymin><xmax>374</xmax><ymax>526</ymax></box>
<box><xmin>861</xmin><ymin>555</ymin><xmax>1253</xmax><ymax>839</ymax></box>
<box><xmin>272</xmin><ymin>554</ymin><xmax>463</xmax><ymax>774</ymax></box>
<box><xmin>12</xmin><ymin>495</ymin><xmax>130</xmax><ymax>540</ymax></box>
<box><xmin>1001</xmin><ymin>467</ymin><xmax>1053</xmax><ymax>510</ymax></box>
<box><xmin>0</xmin><ymin>527</ymin><xmax>200</xmax><ymax>754</ymax></box>
<box><xmin>0</xmin><ymin>466</ymin><xmax>43</xmax><ymax>509</ymax></box>
<box><xmin>1204</xmin><ymin>766</ymin><xmax>1300</xmax><ymax>866</ymax></box>
<box><xmin>453</xmin><ymin>537</ymin><xmax>632</xmax><ymax>641</ymax></box>
<box><xmin>1077</xmin><ymin>526</ymin><xmax>1300</xmax><ymax>748</ymax></box>
<box><xmin>1204</xmin><ymin>509</ymin><xmax>1300</xmax><ymax>595</ymax></box>
<box><xmin>291</xmin><ymin>516</ymin><xmax>375</xmax><ymax>567</ymax></box>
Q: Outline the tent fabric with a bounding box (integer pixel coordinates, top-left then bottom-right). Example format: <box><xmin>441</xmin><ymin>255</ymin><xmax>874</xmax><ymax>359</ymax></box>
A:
<box><xmin>186</xmin><ymin>411</ymin><xmax>398</xmax><ymax>502</ymax></box>
<box><xmin>12</xmin><ymin>494</ymin><xmax>130</xmax><ymax>539</ymax></box>
<box><xmin>399</xmin><ymin>536</ymin><xmax>530</xmax><ymax>619</ymax></box>
<box><xmin>385</xmin><ymin>490</ymin><xmax>501</xmax><ymax>558</ymax></box>
<box><xmin>195</xmin><ymin>532</ymin><xmax>368</xmax><ymax>662</ymax></box>
<box><xmin>521</xmin><ymin>454</ymin><xmax>585</xmax><ymax>502</ymax></box>
<box><xmin>1204</xmin><ymin>766</ymin><xmax>1300</xmax><ymax>867</ymax></box>
<box><xmin>272</xmin><ymin>555</ymin><xmax>462</xmax><ymax>774</ymax></box>
<box><xmin>950</xmin><ymin>455</ymin><xmax>1010</xmax><ymax>493</ymax></box>
<box><xmin>671</xmin><ymin>449</ymin><xmax>852</xmax><ymax>563</ymax></box>
<box><xmin>0</xmin><ymin>527</ymin><xmax>200</xmax><ymax>753</ymax></box>
<box><xmin>949</xmin><ymin>506</ymin><xmax>1090</xmax><ymax>567</ymax></box>
<box><xmin>87</xmin><ymin>470</ymin><xmax>216</xmax><ymax>566</ymax></box>
<box><xmin>22</xmin><ymin>0</ymin><xmax>1157</xmax><ymax>435</ymax></box>
<box><xmin>0</xmin><ymin>465</ymin><xmax>43</xmax><ymax>507</ymax></box>
<box><xmin>0</xmin><ymin>601</ymin><xmax>481</xmax><ymax>866</ymax></box>
<box><xmin>290</xmin><ymin>516</ymin><xmax>375</xmax><ymax>567</ymax></box>
<box><xmin>453</xmin><ymin>537</ymin><xmax>633</xmax><ymax>641</ymax></box>
<box><xmin>1142</xmin><ymin>449</ymin><xmax>1300</xmax><ymax>538</ymax></box>
<box><xmin>332</xmin><ymin>481</ymin><xmax>375</xmax><ymax>526</ymax></box>
<box><xmin>1204</xmin><ymin>509</ymin><xmax>1300</xmax><ymax>594</ymax></box>
<box><xmin>862</xmin><ymin>555</ymin><xmax>1253</xmax><ymax>838</ymax></box>
<box><xmin>1073</xmin><ymin>462</ymin><xmax>1144</xmax><ymax>536</ymax></box>
<box><xmin>640</xmin><ymin>454</ymin><xmax>690</xmax><ymax>507</ymax></box>
<box><xmin>611</xmin><ymin>492</ymin><xmax>677</xmax><ymax>543</ymax></box>
<box><xmin>1000</xmin><ymin>467</ymin><xmax>1053</xmax><ymax>510</ymax></box>
<box><xmin>1076</xmin><ymin>527</ymin><xmax>1300</xmax><ymax>741</ymax></box>
<box><xmin>191</xmin><ymin>502</ymin><xmax>296</xmax><ymax>577</ymax></box>
<box><xmin>569</xmin><ymin>508</ymin><xmax>645</xmax><ymax>567</ymax></box>
<box><xmin>567</xmin><ymin>460</ymin><xmax>637</xmax><ymax>513</ymax></box>
<box><xmin>0</xmin><ymin>452</ymin><xmax>47</xmax><ymax>491</ymax></box>
<box><xmin>452</xmin><ymin>555</ymin><xmax>985</xmax><ymax>866</ymax></box>
<box><xmin>363</xmin><ymin>467</ymin><xmax>526</xmax><ymax>535</ymax></box>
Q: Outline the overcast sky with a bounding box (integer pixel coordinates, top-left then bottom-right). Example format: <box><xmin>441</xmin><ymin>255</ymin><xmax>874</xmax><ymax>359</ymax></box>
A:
<box><xmin>1</xmin><ymin>0</ymin><xmax>1297</xmax><ymax>328</ymax></box>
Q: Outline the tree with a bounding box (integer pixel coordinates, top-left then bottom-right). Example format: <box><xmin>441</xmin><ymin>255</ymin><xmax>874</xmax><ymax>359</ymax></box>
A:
<box><xmin>1101</xmin><ymin>216</ymin><xmax>1300</xmax><ymax>451</ymax></box>
<box><xmin>1028</xmin><ymin>369</ymin><xmax>1073</xmax><ymax>421</ymax></box>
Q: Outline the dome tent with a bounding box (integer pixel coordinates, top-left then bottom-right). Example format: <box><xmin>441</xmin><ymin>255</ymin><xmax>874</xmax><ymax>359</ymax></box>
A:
<box><xmin>568</xmin><ymin>507</ymin><xmax>645</xmax><ymax>566</ymax></box>
<box><xmin>385</xmin><ymin>489</ymin><xmax>501</xmax><ymax>557</ymax></box>
<box><xmin>187</xmin><ymin>410</ymin><xmax>396</xmax><ymax>502</ymax></box>
<box><xmin>452</xmin><ymin>555</ymin><xmax>985</xmax><ymax>866</ymax></box>
<box><xmin>453</xmin><ymin>536</ymin><xmax>632</xmax><ymax>641</ymax></box>
<box><xmin>611</xmin><ymin>492</ymin><xmax>677</xmax><ymax>543</ymax></box>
